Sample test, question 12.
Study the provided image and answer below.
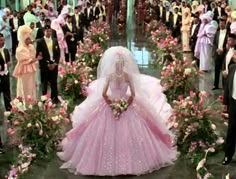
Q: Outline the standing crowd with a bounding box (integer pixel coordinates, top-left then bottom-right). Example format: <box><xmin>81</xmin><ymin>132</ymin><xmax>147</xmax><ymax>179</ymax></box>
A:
<box><xmin>137</xmin><ymin>0</ymin><xmax>236</xmax><ymax>166</ymax></box>
<box><xmin>0</xmin><ymin>0</ymin><xmax>113</xmax><ymax>151</ymax></box>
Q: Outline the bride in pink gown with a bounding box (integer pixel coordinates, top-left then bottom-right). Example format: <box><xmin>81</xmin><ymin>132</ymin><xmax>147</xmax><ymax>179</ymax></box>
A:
<box><xmin>57</xmin><ymin>46</ymin><xmax>178</xmax><ymax>176</ymax></box>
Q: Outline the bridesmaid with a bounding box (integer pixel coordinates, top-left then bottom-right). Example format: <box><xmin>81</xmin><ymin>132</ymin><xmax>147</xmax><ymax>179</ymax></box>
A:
<box><xmin>13</xmin><ymin>25</ymin><xmax>42</xmax><ymax>100</ymax></box>
<box><xmin>181</xmin><ymin>8</ymin><xmax>191</xmax><ymax>52</ymax></box>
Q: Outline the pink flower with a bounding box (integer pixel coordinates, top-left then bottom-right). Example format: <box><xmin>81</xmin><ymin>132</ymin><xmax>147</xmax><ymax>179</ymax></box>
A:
<box><xmin>7</xmin><ymin>128</ymin><xmax>15</xmax><ymax>135</ymax></box>
<box><xmin>218</xmin><ymin>95</ymin><xmax>223</xmax><ymax>102</ymax></box>
<box><xmin>189</xmin><ymin>90</ymin><xmax>194</xmax><ymax>97</ymax></box>
<box><xmin>59</xmin><ymin>108</ymin><xmax>65</xmax><ymax>115</ymax></box>
<box><xmin>13</xmin><ymin>120</ymin><xmax>19</xmax><ymax>126</ymax></box>
<box><xmin>63</xmin><ymin>118</ymin><xmax>70</xmax><ymax>123</ymax></box>
<box><xmin>178</xmin><ymin>95</ymin><xmax>183</xmax><ymax>100</ymax></box>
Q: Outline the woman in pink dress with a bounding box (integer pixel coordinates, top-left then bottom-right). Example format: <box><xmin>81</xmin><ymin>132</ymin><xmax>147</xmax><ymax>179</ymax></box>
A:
<box><xmin>13</xmin><ymin>25</ymin><xmax>42</xmax><ymax>100</ymax></box>
<box><xmin>57</xmin><ymin>46</ymin><xmax>177</xmax><ymax>176</ymax></box>
<box><xmin>51</xmin><ymin>18</ymin><xmax>68</xmax><ymax>61</ymax></box>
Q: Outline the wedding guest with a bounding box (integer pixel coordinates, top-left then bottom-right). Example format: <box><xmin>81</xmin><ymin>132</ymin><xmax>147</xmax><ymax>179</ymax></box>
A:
<box><xmin>51</xmin><ymin>19</ymin><xmax>67</xmax><ymax>61</ymax></box>
<box><xmin>0</xmin><ymin>10</ymin><xmax>12</xmax><ymax>56</ymax></box>
<box><xmin>62</xmin><ymin>15</ymin><xmax>77</xmax><ymax>63</ymax></box>
<box><xmin>72</xmin><ymin>5</ymin><xmax>85</xmax><ymax>42</ymax></box>
<box><xmin>0</xmin><ymin>33</ymin><xmax>11</xmax><ymax>111</ymax></box>
<box><xmin>9</xmin><ymin>10</ymin><xmax>22</xmax><ymax>56</ymax></box>
<box><xmin>190</xmin><ymin>13</ymin><xmax>201</xmax><ymax>54</ymax></box>
<box><xmin>212</xmin><ymin>17</ymin><xmax>228</xmax><ymax>90</ymax></box>
<box><xmin>181</xmin><ymin>8</ymin><xmax>191</xmax><ymax>52</ymax></box>
<box><xmin>163</xmin><ymin>2</ymin><xmax>173</xmax><ymax>30</ymax></box>
<box><xmin>13</xmin><ymin>25</ymin><xmax>42</xmax><ymax>100</ymax></box>
<box><xmin>36</xmin><ymin>25</ymin><xmax>60</xmax><ymax>104</ymax></box>
<box><xmin>156</xmin><ymin>1</ymin><xmax>164</xmax><ymax>21</ymax></box>
<box><xmin>37</xmin><ymin>18</ymin><xmax>57</xmax><ymax>39</ymax></box>
<box><xmin>222</xmin><ymin>34</ymin><xmax>236</xmax><ymax>87</ymax></box>
<box><xmin>84</xmin><ymin>2</ymin><xmax>94</xmax><ymax>29</ymax></box>
<box><xmin>94</xmin><ymin>0</ymin><xmax>106</xmax><ymax>22</ymax></box>
<box><xmin>195</xmin><ymin>11</ymin><xmax>217</xmax><ymax>72</ymax></box>
<box><xmin>172</xmin><ymin>6</ymin><xmax>181</xmax><ymax>39</ymax></box>
<box><xmin>222</xmin><ymin>57</ymin><xmax>236</xmax><ymax>165</ymax></box>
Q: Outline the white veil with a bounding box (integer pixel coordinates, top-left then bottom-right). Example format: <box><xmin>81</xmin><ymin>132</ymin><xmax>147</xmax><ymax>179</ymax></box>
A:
<box><xmin>97</xmin><ymin>46</ymin><xmax>140</xmax><ymax>78</ymax></box>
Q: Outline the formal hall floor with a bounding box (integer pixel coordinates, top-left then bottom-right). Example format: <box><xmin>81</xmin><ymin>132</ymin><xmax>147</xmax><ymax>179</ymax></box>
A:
<box><xmin>0</xmin><ymin>19</ymin><xmax>236</xmax><ymax>179</ymax></box>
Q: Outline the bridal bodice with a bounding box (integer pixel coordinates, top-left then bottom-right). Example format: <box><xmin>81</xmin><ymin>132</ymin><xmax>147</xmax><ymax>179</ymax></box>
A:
<box><xmin>108</xmin><ymin>79</ymin><xmax>129</xmax><ymax>99</ymax></box>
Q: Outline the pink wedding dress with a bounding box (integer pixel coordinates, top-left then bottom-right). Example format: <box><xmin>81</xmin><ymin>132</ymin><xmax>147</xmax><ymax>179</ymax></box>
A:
<box><xmin>58</xmin><ymin>75</ymin><xmax>177</xmax><ymax>176</ymax></box>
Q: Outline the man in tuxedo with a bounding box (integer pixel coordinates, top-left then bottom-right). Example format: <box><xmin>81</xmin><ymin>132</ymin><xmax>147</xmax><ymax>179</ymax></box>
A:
<box><xmin>62</xmin><ymin>15</ymin><xmax>77</xmax><ymax>63</ymax></box>
<box><xmin>36</xmin><ymin>18</ymin><xmax>57</xmax><ymax>39</ymax></box>
<box><xmin>156</xmin><ymin>1</ymin><xmax>164</xmax><ymax>22</ymax></box>
<box><xmin>72</xmin><ymin>5</ymin><xmax>84</xmax><ymax>42</ymax></box>
<box><xmin>162</xmin><ymin>5</ymin><xmax>173</xmax><ymax>30</ymax></box>
<box><xmin>0</xmin><ymin>33</ymin><xmax>11</xmax><ymax>153</ymax></box>
<box><xmin>222</xmin><ymin>59</ymin><xmax>236</xmax><ymax>165</ymax></box>
<box><xmin>190</xmin><ymin>13</ymin><xmax>201</xmax><ymax>66</ymax></box>
<box><xmin>9</xmin><ymin>10</ymin><xmax>22</xmax><ymax>55</ymax></box>
<box><xmin>172</xmin><ymin>7</ymin><xmax>182</xmax><ymax>39</ymax></box>
<box><xmin>212</xmin><ymin>18</ymin><xmax>228</xmax><ymax>90</ymax></box>
<box><xmin>84</xmin><ymin>2</ymin><xmax>94</xmax><ymax>29</ymax></box>
<box><xmin>0</xmin><ymin>33</ymin><xmax>11</xmax><ymax>112</ymax></box>
<box><xmin>222</xmin><ymin>34</ymin><xmax>236</xmax><ymax>88</ymax></box>
<box><xmin>36</xmin><ymin>25</ymin><xmax>60</xmax><ymax>104</ymax></box>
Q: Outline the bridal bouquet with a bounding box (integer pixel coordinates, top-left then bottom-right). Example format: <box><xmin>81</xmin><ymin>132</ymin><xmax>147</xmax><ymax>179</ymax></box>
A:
<box><xmin>110</xmin><ymin>99</ymin><xmax>128</xmax><ymax>120</ymax></box>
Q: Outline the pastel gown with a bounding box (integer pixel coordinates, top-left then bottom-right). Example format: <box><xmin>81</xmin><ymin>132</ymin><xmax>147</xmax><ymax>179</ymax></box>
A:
<box><xmin>58</xmin><ymin>74</ymin><xmax>177</xmax><ymax>176</ymax></box>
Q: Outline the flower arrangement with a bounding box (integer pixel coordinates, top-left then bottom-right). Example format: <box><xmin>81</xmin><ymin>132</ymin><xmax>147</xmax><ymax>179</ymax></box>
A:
<box><xmin>145</xmin><ymin>20</ymin><xmax>163</xmax><ymax>37</ymax></box>
<box><xmin>58</xmin><ymin>62</ymin><xmax>95</xmax><ymax>101</ymax></box>
<box><xmin>76</xmin><ymin>38</ymin><xmax>104</xmax><ymax>72</ymax></box>
<box><xmin>89</xmin><ymin>20</ymin><xmax>111</xmax><ymax>35</ymax></box>
<box><xmin>110</xmin><ymin>99</ymin><xmax>128</xmax><ymax>120</ymax></box>
<box><xmin>5</xmin><ymin>145</ymin><xmax>36</xmax><ymax>179</ymax></box>
<box><xmin>7</xmin><ymin>95</ymin><xmax>69</xmax><ymax>157</ymax></box>
<box><xmin>86</xmin><ymin>21</ymin><xmax>110</xmax><ymax>50</ymax></box>
<box><xmin>160</xmin><ymin>56</ymin><xmax>199</xmax><ymax>102</ymax></box>
<box><xmin>149</xmin><ymin>25</ymin><xmax>181</xmax><ymax>66</ymax></box>
<box><xmin>172</xmin><ymin>91</ymin><xmax>224</xmax><ymax>178</ymax></box>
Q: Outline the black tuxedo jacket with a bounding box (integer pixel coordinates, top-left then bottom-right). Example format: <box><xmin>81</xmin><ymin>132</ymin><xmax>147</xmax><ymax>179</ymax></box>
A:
<box><xmin>173</xmin><ymin>14</ymin><xmax>181</xmax><ymax>28</ymax></box>
<box><xmin>213</xmin><ymin>29</ymin><xmax>229</xmax><ymax>53</ymax></box>
<box><xmin>190</xmin><ymin>21</ymin><xmax>201</xmax><ymax>39</ymax></box>
<box><xmin>36</xmin><ymin>27</ymin><xmax>57</xmax><ymax>39</ymax></box>
<box><xmin>223</xmin><ymin>64</ymin><xmax>236</xmax><ymax>105</ymax></box>
<box><xmin>9</xmin><ymin>17</ymin><xmax>22</xmax><ymax>32</ymax></box>
<box><xmin>62</xmin><ymin>23</ymin><xmax>77</xmax><ymax>46</ymax></box>
<box><xmin>94</xmin><ymin>6</ymin><xmax>106</xmax><ymax>21</ymax></box>
<box><xmin>162</xmin><ymin>10</ymin><xmax>173</xmax><ymax>29</ymax></box>
<box><xmin>72</xmin><ymin>13</ymin><xmax>85</xmax><ymax>28</ymax></box>
<box><xmin>36</xmin><ymin>37</ymin><xmax>60</xmax><ymax>69</ymax></box>
<box><xmin>84</xmin><ymin>7</ymin><xmax>94</xmax><ymax>24</ymax></box>
<box><xmin>0</xmin><ymin>48</ymin><xmax>10</xmax><ymax>71</ymax></box>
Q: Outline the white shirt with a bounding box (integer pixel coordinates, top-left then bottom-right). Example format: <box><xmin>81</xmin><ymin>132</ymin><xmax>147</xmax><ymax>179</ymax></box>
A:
<box><xmin>87</xmin><ymin>8</ymin><xmax>91</xmax><ymax>18</ymax></box>
<box><xmin>66</xmin><ymin>22</ymin><xmax>72</xmax><ymax>31</ymax></box>
<box><xmin>218</xmin><ymin>29</ymin><xmax>227</xmax><ymax>50</ymax></box>
<box><xmin>166</xmin><ymin>11</ymin><xmax>170</xmax><ymax>22</ymax></box>
<box><xmin>44</xmin><ymin>37</ymin><xmax>54</xmax><ymax>62</ymax></box>
<box><xmin>233</xmin><ymin>69</ymin><xmax>236</xmax><ymax>100</ymax></box>
<box><xmin>225</xmin><ymin>48</ymin><xmax>234</xmax><ymax>73</ymax></box>
<box><xmin>160</xmin><ymin>6</ymin><xmax>163</xmax><ymax>17</ymax></box>
<box><xmin>0</xmin><ymin>48</ymin><xmax>8</xmax><ymax>76</ymax></box>
<box><xmin>75</xmin><ymin>13</ymin><xmax>80</xmax><ymax>27</ymax></box>
<box><xmin>13</xmin><ymin>17</ymin><xmax>18</xmax><ymax>30</ymax></box>
<box><xmin>191</xmin><ymin>24</ymin><xmax>197</xmax><ymax>36</ymax></box>
<box><xmin>173</xmin><ymin>13</ymin><xmax>178</xmax><ymax>26</ymax></box>
<box><xmin>217</xmin><ymin>7</ymin><xmax>221</xmax><ymax>17</ymax></box>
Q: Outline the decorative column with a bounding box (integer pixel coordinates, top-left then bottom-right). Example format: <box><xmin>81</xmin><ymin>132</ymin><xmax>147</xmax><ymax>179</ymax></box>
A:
<box><xmin>1</xmin><ymin>0</ymin><xmax>6</xmax><ymax>8</ymax></box>
<box><xmin>15</xmin><ymin>0</ymin><xmax>19</xmax><ymax>11</ymax></box>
